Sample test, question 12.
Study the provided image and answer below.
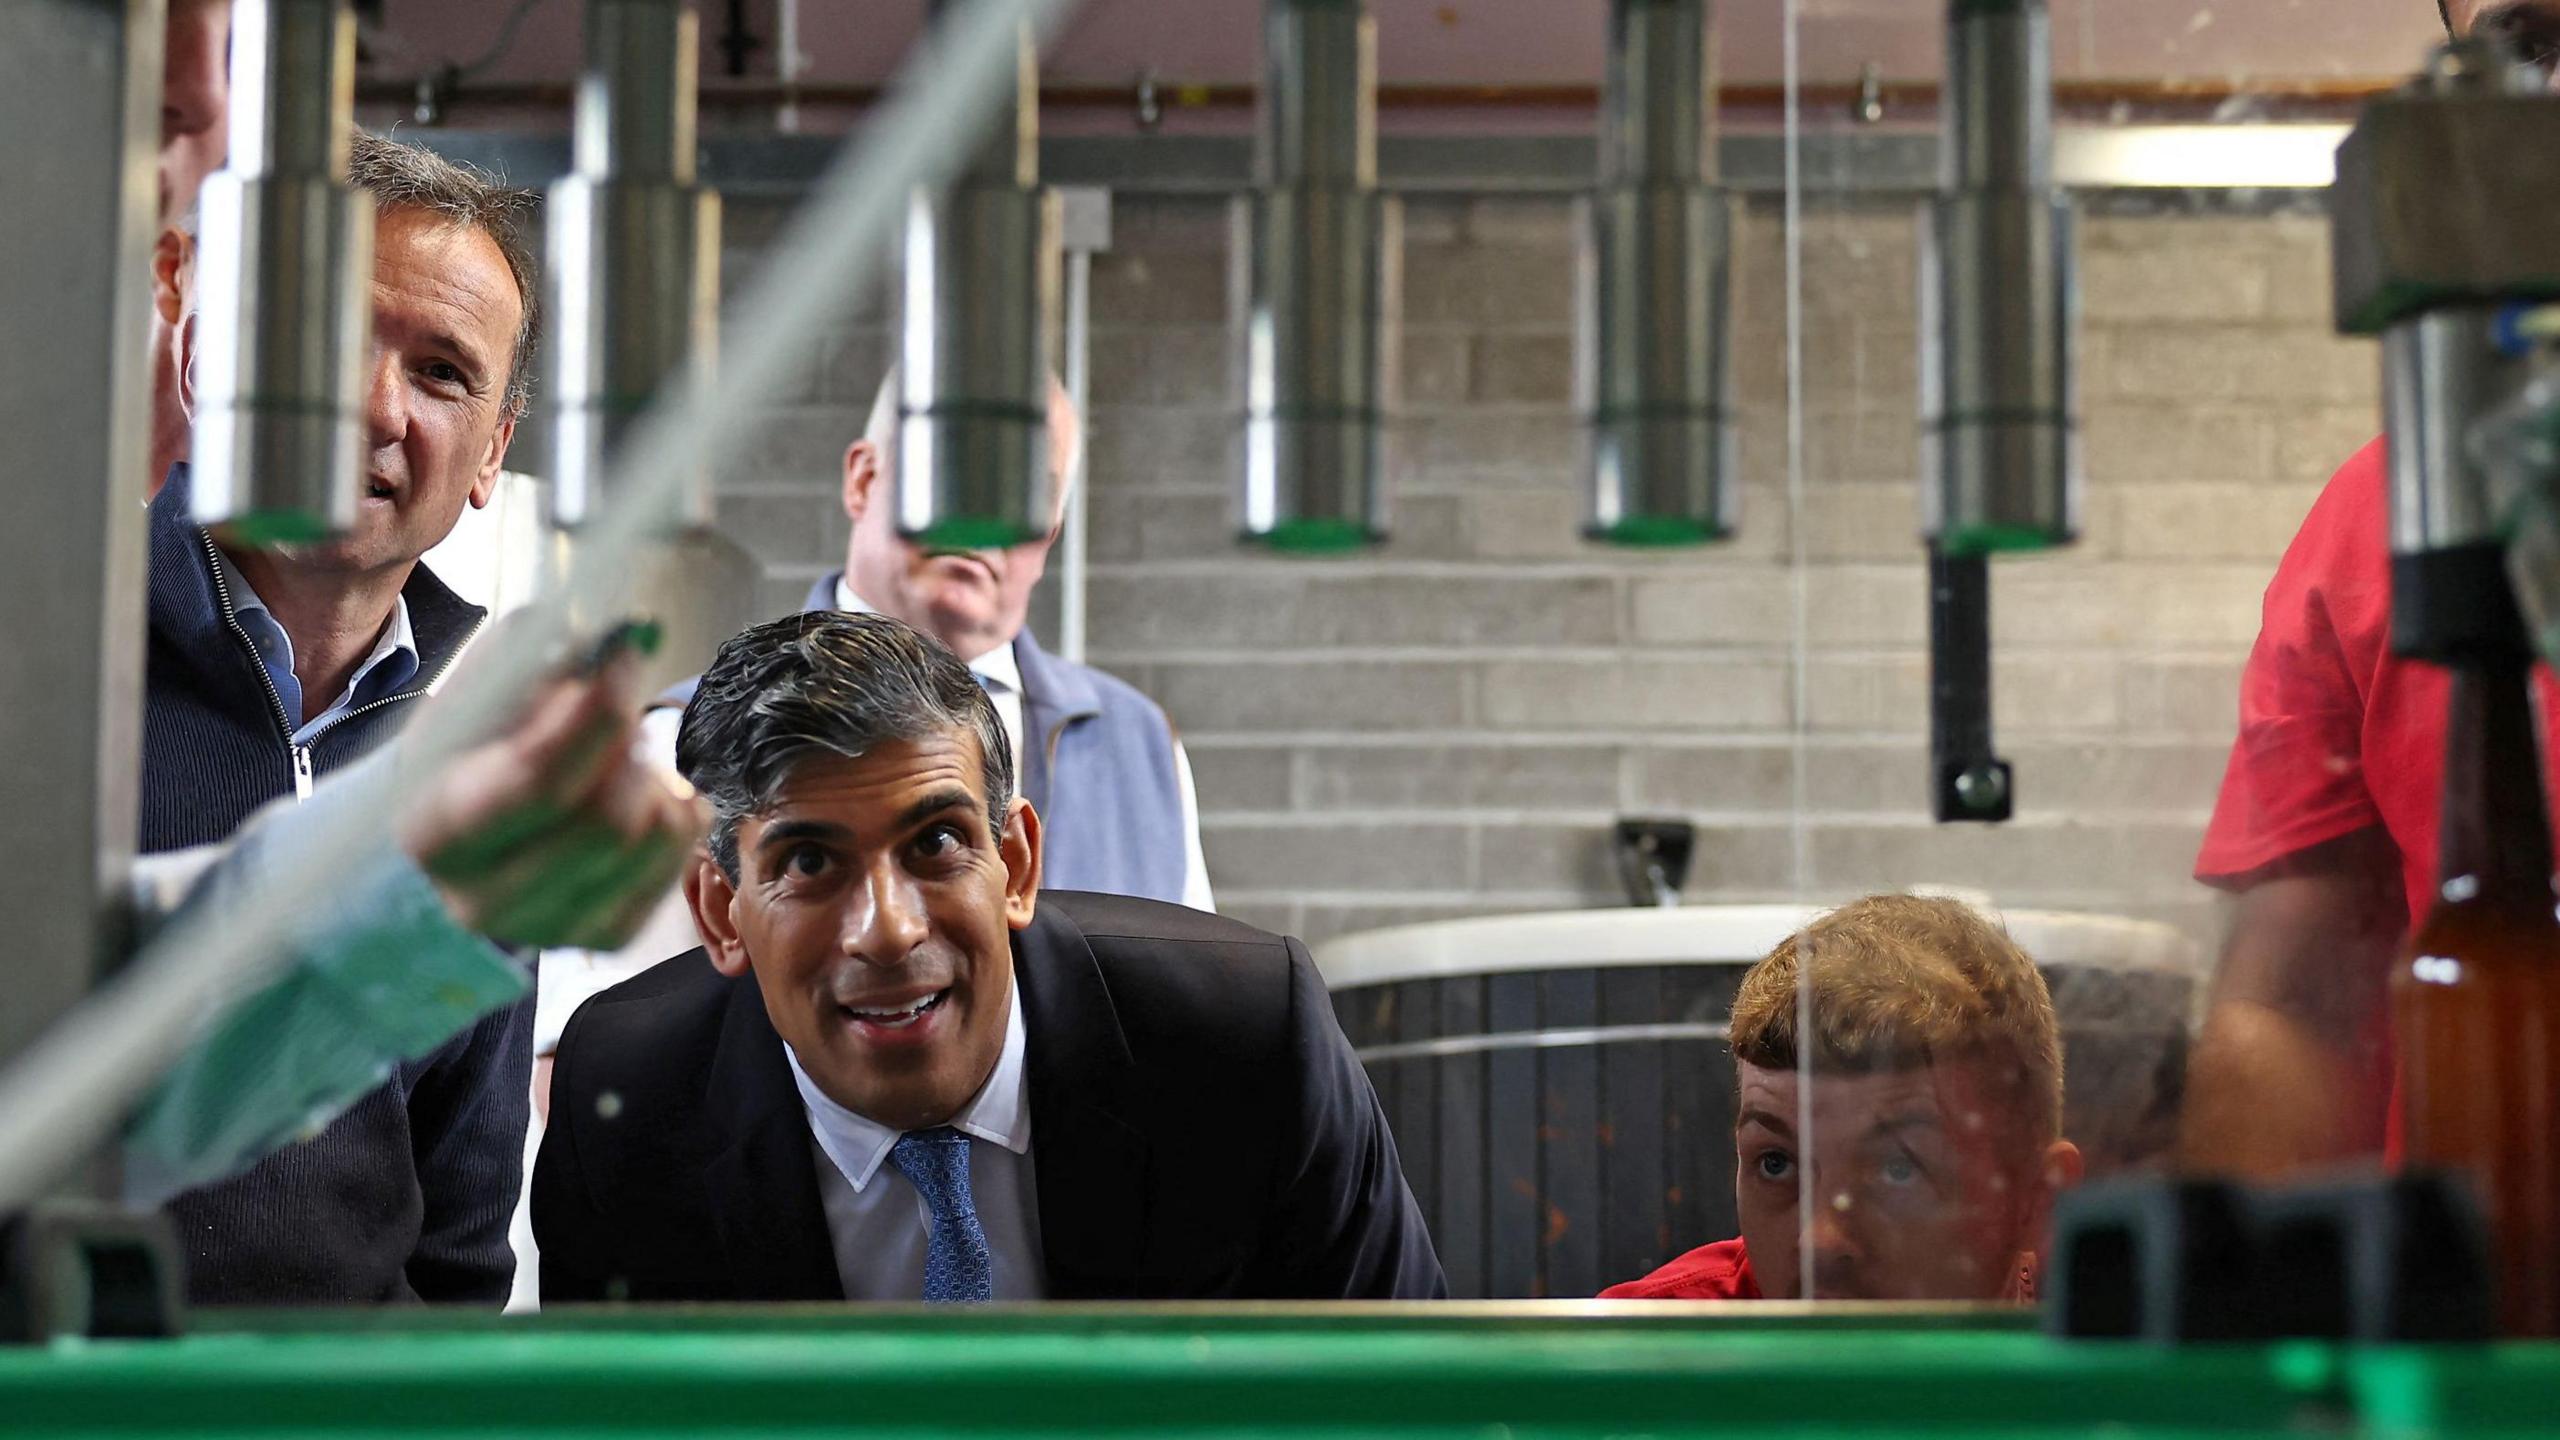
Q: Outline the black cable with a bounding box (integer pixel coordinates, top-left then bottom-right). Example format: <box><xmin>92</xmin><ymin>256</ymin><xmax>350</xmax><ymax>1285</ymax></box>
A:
<box><xmin>715</xmin><ymin>0</ymin><xmax>764</xmax><ymax>78</ymax></box>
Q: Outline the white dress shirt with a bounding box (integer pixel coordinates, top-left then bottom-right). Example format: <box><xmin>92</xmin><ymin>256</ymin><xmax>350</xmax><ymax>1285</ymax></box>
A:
<box><xmin>419</xmin><ymin>470</ymin><xmax>551</xmax><ymax>619</ymax></box>
<box><xmin>785</xmin><ymin>979</ymin><xmax>1046</xmax><ymax>1301</ymax></box>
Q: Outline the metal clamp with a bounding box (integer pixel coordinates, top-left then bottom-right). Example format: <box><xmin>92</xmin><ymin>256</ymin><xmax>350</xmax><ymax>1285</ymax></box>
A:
<box><xmin>0</xmin><ymin>1202</ymin><xmax>185</xmax><ymax>1344</ymax></box>
<box><xmin>1930</xmin><ymin>544</ymin><xmax>2013</xmax><ymax>823</ymax></box>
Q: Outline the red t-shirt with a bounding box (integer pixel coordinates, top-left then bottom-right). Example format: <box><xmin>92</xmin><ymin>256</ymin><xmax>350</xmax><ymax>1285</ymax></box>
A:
<box><xmin>2196</xmin><ymin>437</ymin><xmax>2560</xmax><ymax>927</ymax></box>
<box><xmin>1597</xmin><ymin>1238</ymin><xmax>1763</xmax><ymax>1300</ymax></box>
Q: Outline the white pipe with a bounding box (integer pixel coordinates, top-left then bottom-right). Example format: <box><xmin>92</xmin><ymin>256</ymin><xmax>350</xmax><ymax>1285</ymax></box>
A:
<box><xmin>777</xmin><ymin>0</ymin><xmax>805</xmax><ymax>134</ymax></box>
<box><xmin>0</xmin><ymin>0</ymin><xmax>1080</xmax><ymax>1210</ymax></box>
<box><xmin>1060</xmin><ymin>244</ymin><xmax>1091</xmax><ymax>664</ymax></box>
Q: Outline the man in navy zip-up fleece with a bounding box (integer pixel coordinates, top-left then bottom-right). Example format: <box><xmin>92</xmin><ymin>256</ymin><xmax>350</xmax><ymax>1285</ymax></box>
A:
<box><xmin>140</xmin><ymin>133</ymin><xmax>540</xmax><ymax>1304</ymax></box>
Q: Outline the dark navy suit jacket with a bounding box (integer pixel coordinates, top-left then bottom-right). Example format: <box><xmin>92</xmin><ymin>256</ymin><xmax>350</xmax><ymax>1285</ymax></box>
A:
<box><xmin>533</xmin><ymin>892</ymin><xmax>1445</xmax><ymax>1302</ymax></box>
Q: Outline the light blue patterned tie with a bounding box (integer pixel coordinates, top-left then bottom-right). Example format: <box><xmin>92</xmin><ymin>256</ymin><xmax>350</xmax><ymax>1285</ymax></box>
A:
<box><xmin>889</xmin><ymin>1126</ymin><xmax>994</xmax><ymax>1302</ymax></box>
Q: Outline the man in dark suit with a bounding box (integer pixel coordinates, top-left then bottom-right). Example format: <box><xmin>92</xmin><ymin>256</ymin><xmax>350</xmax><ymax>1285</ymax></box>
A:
<box><xmin>532</xmin><ymin>611</ymin><xmax>1443</xmax><ymax>1302</ymax></box>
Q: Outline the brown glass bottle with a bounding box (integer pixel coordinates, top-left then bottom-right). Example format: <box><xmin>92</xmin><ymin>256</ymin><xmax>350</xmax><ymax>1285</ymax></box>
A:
<box><xmin>2396</xmin><ymin>655</ymin><xmax>2560</xmax><ymax>1336</ymax></box>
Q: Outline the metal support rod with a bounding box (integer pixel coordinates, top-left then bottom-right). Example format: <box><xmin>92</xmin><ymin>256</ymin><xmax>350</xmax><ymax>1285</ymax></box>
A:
<box><xmin>2384</xmin><ymin>307</ymin><xmax>2516</xmax><ymax>561</ymax></box>
<box><xmin>1579</xmin><ymin>0</ymin><xmax>1734</xmax><ymax>546</ymax></box>
<box><xmin>0</xmin><ymin>0</ymin><xmax>159</xmax><ymax>1106</ymax></box>
<box><xmin>190</xmin><ymin>0</ymin><xmax>371</xmax><ymax>542</ymax></box>
<box><xmin>1928</xmin><ymin>544</ymin><xmax>2012</xmax><ymax>824</ymax></box>
<box><xmin>549</xmin><ymin>0</ymin><xmax>760</xmax><ymax>696</ymax></box>
<box><xmin>897</xmin><ymin>0</ymin><xmax>1060</xmax><ymax>549</ymax></box>
<box><xmin>1057</xmin><ymin>187</ymin><xmax>1111</xmax><ymax>665</ymax></box>
<box><xmin>1600</xmin><ymin>0</ymin><xmax>1711</xmax><ymax>182</ymax></box>
<box><xmin>776</xmin><ymin>0</ymin><xmax>806</xmax><ymax>133</ymax></box>
<box><xmin>573</xmin><ymin>0</ymin><xmax>692</xmax><ymax>183</ymax></box>
<box><xmin>549</xmin><ymin>0</ymin><xmax>720</xmax><ymax>531</ymax></box>
<box><xmin>1946</xmin><ymin>0</ymin><xmax>2050</xmax><ymax>190</ymax></box>
<box><xmin>1237</xmin><ymin>0</ymin><xmax>1397</xmax><ymax>551</ymax></box>
<box><xmin>1060</xmin><ymin>246</ymin><xmax>1091</xmax><ymax>662</ymax></box>
<box><xmin>1921</xmin><ymin>0</ymin><xmax>2077</xmax><ymax>556</ymax></box>
<box><xmin>1916</xmin><ymin>0</ymin><xmax>2072</xmax><ymax>821</ymax></box>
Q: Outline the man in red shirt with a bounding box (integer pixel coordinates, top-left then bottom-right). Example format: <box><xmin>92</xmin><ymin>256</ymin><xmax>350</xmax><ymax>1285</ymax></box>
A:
<box><xmin>2179</xmin><ymin>439</ymin><xmax>2560</xmax><ymax>1174</ymax></box>
<box><xmin>2179</xmin><ymin>0</ymin><xmax>2560</xmax><ymax>1183</ymax></box>
<box><xmin>1603</xmin><ymin>895</ymin><xmax>2083</xmax><ymax>1301</ymax></box>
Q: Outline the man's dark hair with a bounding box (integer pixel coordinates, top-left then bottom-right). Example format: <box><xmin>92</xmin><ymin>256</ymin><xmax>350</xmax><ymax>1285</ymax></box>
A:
<box><xmin>677</xmin><ymin>611</ymin><xmax>1015</xmax><ymax>880</ymax></box>
<box><xmin>347</xmin><ymin>130</ymin><xmax>542</xmax><ymax>419</ymax></box>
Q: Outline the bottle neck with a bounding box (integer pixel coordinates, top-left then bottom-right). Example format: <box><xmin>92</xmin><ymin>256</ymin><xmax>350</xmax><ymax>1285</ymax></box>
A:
<box><xmin>2437</xmin><ymin>656</ymin><xmax>2556</xmax><ymax>902</ymax></box>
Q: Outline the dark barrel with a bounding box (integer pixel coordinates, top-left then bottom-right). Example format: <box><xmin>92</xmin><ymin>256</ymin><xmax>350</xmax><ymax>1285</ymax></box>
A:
<box><xmin>1319</xmin><ymin>905</ymin><xmax>2201</xmax><ymax>1300</ymax></box>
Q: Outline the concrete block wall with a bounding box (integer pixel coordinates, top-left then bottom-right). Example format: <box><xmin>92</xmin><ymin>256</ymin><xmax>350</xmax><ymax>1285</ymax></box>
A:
<box><xmin>708</xmin><ymin>197</ymin><xmax>894</xmax><ymax>620</ymax></box>
<box><xmin>710</xmin><ymin>190</ymin><xmax>2369</xmax><ymax>953</ymax></box>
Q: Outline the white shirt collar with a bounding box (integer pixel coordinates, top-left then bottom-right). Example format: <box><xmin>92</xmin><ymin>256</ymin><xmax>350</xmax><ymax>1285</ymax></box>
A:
<box><xmin>784</xmin><ymin>972</ymin><xmax>1032</xmax><ymax>1193</ymax></box>
<box><xmin>834</xmin><ymin>577</ymin><xmax>1020</xmax><ymax>696</ymax></box>
<box><xmin>374</xmin><ymin>590</ymin><xmax>418</xmax><ymax>672</ymax></box>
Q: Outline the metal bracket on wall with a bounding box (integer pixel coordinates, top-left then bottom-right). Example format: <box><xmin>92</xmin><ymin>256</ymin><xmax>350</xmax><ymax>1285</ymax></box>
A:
<box><xmin>1930</xmin><ymin>543</ymin><xmax>2013</xmax><ymax>824</ymax></box>
<box><xmin>1612</xmin><ymin>817</ymin><xmax>1697</xmax><ymax>908</ymax></box>
<box><xmin>0</xmin><ymin>1202</ymin><xmax>186</xmax><ymax>1345</ymax></box>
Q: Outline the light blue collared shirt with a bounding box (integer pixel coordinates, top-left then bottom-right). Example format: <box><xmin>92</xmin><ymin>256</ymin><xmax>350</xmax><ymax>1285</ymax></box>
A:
<box><xmin>212</xmin><ymin>548</ymin><xmax>420</xmax><ymax>744</ymax></box>
<box><xmin>784</xmin><ymin>981</ymin><xmax>1046</xmax><ymax>1301</ymax></box>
